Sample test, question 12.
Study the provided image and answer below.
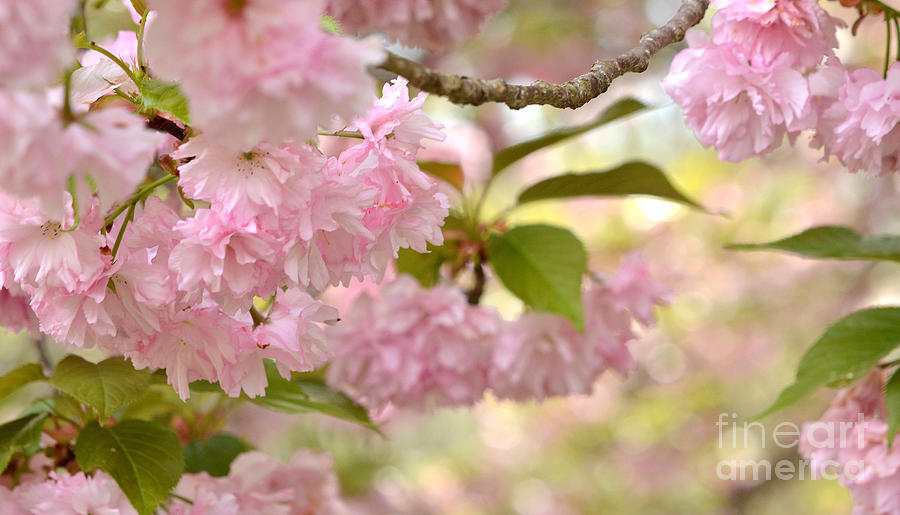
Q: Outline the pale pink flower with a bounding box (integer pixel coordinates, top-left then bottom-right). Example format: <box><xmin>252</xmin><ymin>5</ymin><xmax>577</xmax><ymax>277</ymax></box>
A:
<box><xmin>814</xmin><ymin>62</ymin><xmax>900</xmax><ymax>175</ymax></box>
<box><xmin>800</xmin><ymin>370</ymin><xmax>900</xmax><ymax>515</ymax></box>
<box><xmin>489</xmin><ymin>312</ymin><xmax>603</xmax><ymax>401</ymax></box>
<box><xmin>145</xmin><ymin>0</ymin><xmax>383</xmax><ymax>151</ymax></box>
<box><xmin>0</xmin><ymin>91</ymin><xmax>68</xmax><ymax>208</ymax></box>
<box><xmin>13</xmin><ymin>470</ymin><xmax>135</xmax><ymax>515</ymax></box>
<box><xmin>121</xmin><ymin>305</ymin><xmax>245</xmax><ymax>400</ymax></box>
<box><xmin>0</xmin><ymin>0</ymin><xmax>75</xmax><ymax>88</ymax></box>
<box><xmin>169</xmin><ymin>209</ymin><xmax>284</xmax><ymax>314</ymax></box>
<box><xmin>29</xmin><ymin>270</ymin><xmax>118</xmax><ymax>348</ymax></box>
<box><xmin>0</xmin><ymin>287</ymin><xmax>39</xmax><ymax>338</ymax></box>
<box><xmin>65</xmin><ymin>107</ymin><xmax>168</xmax><ymax>208</ymax></box>
<box><xmin>662</xmin><ymin>33</ymin><xmax>812</xmax><ymax>162</ymax></box>
<box><xmin>0</xmin><ymin>193</ymin><xmax>105</xmax><ymax>293</ymax></box>
<box><xmin>254</xmin><ymin>288</ymin><xmax>339</xmax><ymax>375</ymax></box>
<box><xmin>606</xmin><ymin>251</ymin><xmax>671</xmax><ymax>327</ymax></box>
<box><xmin>172</xmin><ymin>450</ymin><xmax>345</xmax><ymax>514</ymax></box>
<box><xmin>583</xmin><ymin>253</ymin><xmax>669</xmax><ymax>374</ymax></box>
<box><xmin>71</xmin><ymin>31</ymin><xmax>140</xmax><ymax>106</ymax></box>
<box><xmin>327</xmin><ymin>275</ymin><xmax>502</xmax><ymax>411</ymax></box>
<box><xmin>175</xmin><ymin>136</ymin><xmax>298</xmax><ymax>223</ymax></box>
<box><xmin>326</xmin><ymin>0</ymin><xmax>506</xmax><ymax>51</ymax></box>
<box><xmin>711</xmin><ymin>0</ymin><xmax>838</xmax><ymax>70</ymax></box>
<box><xmin>807</xmin><ymin>55</ymin><xmax>849</xmax><ymax>160</ymax></box>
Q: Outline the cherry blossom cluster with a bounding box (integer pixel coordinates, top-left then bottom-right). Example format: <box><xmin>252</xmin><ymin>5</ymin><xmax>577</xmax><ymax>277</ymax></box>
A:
<box><xmin>0</xmin><ymin>0</ymin><xmax>450</xmax><ymax>401</ymax></box>
<box><xmin>665</xmin><ymin>0</ymin><xmax>900</xmax><ymax>175</ymax></box>
<box><xmin>0</xmin><ymin>450</ymin><xmax>342</xmax><ymax>514</ymax></box>
<box><xmin>799</xmin><ymin>370</ymin><xmax>900</xmax><ymax>514</ymax></box>
<box><xmin>327</xmin><ymin>252</ymin><xmax>670</xmax><ymax>411</ymax></box>
<box><xmin>325</xmin><ymin>0</ymin><xmax>507</xmax><ymax>51</ymax></box>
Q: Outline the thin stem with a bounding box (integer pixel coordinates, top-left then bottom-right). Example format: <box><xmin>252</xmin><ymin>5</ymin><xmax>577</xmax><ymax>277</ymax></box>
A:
<box><xmin>886</xmin><ymin>17</ymin><xmax>892</xmax><ymax>78</ymax></box>
<box><xmin>62</xmin><ymin>176</ymin><xmax>81</xmax><ymax>232</ymax></box>
<box><xmin>249</xmin><ymin>306</ymin><xmax>268</xmax><ymax>327</ymax></box>
<box><xmin>35</xmin><ymin>337</ymin><xmax>53</xmax><ymax>374</ymax></box>
<box><xmin>317</xmin><ymin>130</ymin><xmax>365</xmax><ymax>139</ymax></box>
<box><xmin>78</xmin><ymin>41</ymin><xmax>140</xmax><ymax>87</ymax></box>
<box><xmin>170</xmin><ymin>493</ymin><xmax>194</xmax><ymax>505</ymax></box>
<box><xmin>104</xmin><ymin>174</ymin><xmax>177</xmax><ymax>227</ymax></box>
<box><xmin>62</xmin><ymin>69</ymin><xmax>75</xmax><ymax>123</ymax></box>
<box><xmin>893</xmin><ymin>16</ymin><xmax>900</xmax><ymax>62</ymax></box>
<box><xmin>110</xmin><ymin>202</ymin><xmax>136</xmax><ymax>259</ymax></box>
<box><xmin>136</xmin><ymin>13</ymin><xmax>148</xmax><ymax>73</ymax></box>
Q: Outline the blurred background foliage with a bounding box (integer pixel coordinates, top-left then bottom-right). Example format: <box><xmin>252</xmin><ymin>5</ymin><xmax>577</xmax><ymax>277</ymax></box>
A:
<box><xmin>5</xmin><ymin>0</ymin><xmax>900</xmax><ymax>513</ymax></box>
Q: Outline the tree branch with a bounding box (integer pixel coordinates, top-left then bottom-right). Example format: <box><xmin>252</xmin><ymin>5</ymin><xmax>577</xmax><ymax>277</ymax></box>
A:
<box><xmin>378</xmin><ymin>0</ymin><xmax>709</xmax><ymax>109</ymax></box>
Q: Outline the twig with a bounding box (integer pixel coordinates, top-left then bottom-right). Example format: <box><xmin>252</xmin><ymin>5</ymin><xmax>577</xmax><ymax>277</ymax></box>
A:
<box><xmin>377</xmin><ymin>0</ymin><xmax>709</xmax><ymax>109</ymax></box>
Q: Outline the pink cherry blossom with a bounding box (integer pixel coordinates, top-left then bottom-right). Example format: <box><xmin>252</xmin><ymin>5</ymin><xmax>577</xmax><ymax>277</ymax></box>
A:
<box><xmin>144</xmin><ymin>0</ymin><xmax>383</xmax><ymax>151</ymax></box>
<box><xmin>662</xmin><ymin>33</ymin><xmax>812</xmax><ymax>162</ymax></box>
<box><xmin>0</xmin><ymin>193</ymin><xmax>105</xmax><ymax>293</ymax></box>
<box><xmin>65</xmin><ymin>107</ymin><xmax>168</xmax><ymax>208</ymax></box>
<box><xmin>13</xmin><ymin>470</ymin><xmax>135</xmax><ymax>515</ymax></box>
<box><xmin>254</xmin><ymin>288</ymin><xmax>339</xmax><ymax>375</ymax></box>
<box><xmin>169</xmin><ymin>209</ymin><xmax>284</xmax><ymax>314</ymax></box>
<box><xmin>489</xmin><ymin>312</ymin><xmax>603</xmax><ymax>401</ymax></box>
<box><xmin>711</xmin><ymin>0</ymin><xmax>838</xmax><ymax>70</ymax></box>
<box><xmin>584</xmin><ymin>253</ymin><xmax>670</xmax><ymax>373</ymax></box>
<box><xmin>800</xmin><ymin>370</ymin><xmax>900</xmax><ymax>515</ymax></box>
<box><xmin>172</xmin><ymin>450</ymin><xmax>345</xmax><ymax>514</ymax></box>
<box><xmin>0</xmin><ymin>287</ymin><xmax>39</xmax><ymax>338</ymax></box>
<box><xmin>121</xmin><ymin>305</ymin><xmax>247</xmax><ymax>400</ymax></box>
<box><xmin>0</xmin><ymin>0</ymin><xmax>75</xmax><ymax>88</ymax></box>
<box><xmin>0</xmin><ymin>91</ymin><xmax>68</xmax><ymax>208</ymax></box>
<box><xmin>175</xmin><ymin>136</ymin><xmax>297</xmax><ymax>223</ymax></box>
<box><xmin>326</xmin><ymin>0</ymin><xmax>507</xmax><ymax>51</ymax></box>
<box><xmin>813</xmin><ymin>61</ymin><xmax>900</xmax><ymax>175</ymax></box>
<box><xmin>327</xmin><ymin>275</ymin><xmax>502</xmax><ymax>411</ymax></box>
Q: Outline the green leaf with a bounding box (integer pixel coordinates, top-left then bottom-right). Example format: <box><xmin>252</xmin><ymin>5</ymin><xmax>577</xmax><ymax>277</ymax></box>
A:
<box><xmin>492</xmin><ymin>97</ymin><xmax>647</xmax><ymax>176</ymax></box>
<box><xmin>0</xmin><ymin>364</ymin><xmax>46</xmax><ymax>402</ymax></box>
<box><xmin>0</xmin><ymin>413</ymin><xmax>48</xmax><ymax>471</ymax></box>
<box><xmin>418</xmin><ymin>161</ymin><xmax>465</xmax><ymax>191</ymax></box>
<box><xmin>516</xmin><ymin>161</ymin><xmax>707</xmax><ymax>211</ymax></box>
<box><xmin>487</xmin><ymin>224</ymin><xmax>587</xmax><ymax>329</ymax></box>
<box><xmin>50</xmin><ymin>355</ymin><xmax>152</xmax><ymax>420</ymax></box>
<box><xmin>396</xmin><ymin>245</ymin><xmax>447</xmax><ymax>287</ymax></box>
<box><xmin>252</xmin><ymin>361</ymin><xmax>378</xmax><ymax>431</ymax></box>
<box><xmin>76</xmin><ymin>420</ymin><xmax>184</xmax><ymax>515</ymax></box>
<box><xmin>139</xmin><ymin>78</ymin><xmax>190</xmax><ymax>124</ymax></box>
<box><xmin>728</xmin><ymin>226</ymin><xmax>900</xmax><ymax>262</ymax></box>
<box><xmin>184</xmin><ymin>433</ymin><xmax>251</xmax><ymax>477</ymax></box>
<box><xmin>759</xmin><ymin>307</ymin><xmax>900</xmax><ymax>419</ymax></box>
<box><xmin>320</xmin><ymin>14</ymin><xmax>340</xmax><ymax>34</ymax></box>
<box><xmin>887</xmin><ymin>368</ymin><xmax>900</xmax><ymax>447</ymax></box>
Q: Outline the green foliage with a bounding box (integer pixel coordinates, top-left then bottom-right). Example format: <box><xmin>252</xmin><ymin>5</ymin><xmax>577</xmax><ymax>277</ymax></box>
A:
<box><xmin>887</xmin><ymin>367</ymin><xmax>900</xmax><ymax>447</ymax></box>
<box><xmin>418</xmin><ymin>161</ymin><xmax>465</xmax><ymax>191</ymax></box>
<box><xmin>728</xmin><ymin>226</ymin><xmax>900</xmax><ymax>262</ymax></box>
<box><xmin>516</xmin><ymin>161</ymin><xmax>707</xmax><ymax>211</ymax></box>
<box><xmin>139</xmin><ymin>77</ymin><xmax>191</xmax><ymax>124</ymax></box>
<box><xmin>487</xmin><ymin>224</ymin><xmax>587</xmax><ymax>329</ymax></box>
<box><xmin>0</xmin><ymin>413</ymin><xmax>48</xmax><ymax>471</ymax></box>
<box><xmin>759</xmin><ymin>307</ymin><xmax>900</xmax><ymax>418</ymax></box>
<box><xmin>0</xmin><ymin>364</ymin><xmax>46</xmax><ymax>402</ymax></box>
<box><xmin>184</xmin><ymin>433</ymin><xmax>251</xmax><ymax>477</ymax></box>
<box><xmin>396</xmin><ymin>244</ymin><xmax>448</xmax><ymax>287</ymax></box>
<box><xmin>492</xmin><ymin>98</ymin><xmax>647</xmax><ymax>176</ymax></box>
<box><xmin>320</xmin><ymin>14</ymin><xmax>340</xmax><ymax>34</ymax></box>
<box><xmin>251</xmin><ymin>361</ymin><xmax>378</xmax><ymax>431</ymax></box>
<box><xmin>50</xmin><ymin>355</ymin><xmax>152</xmax><ymax>420</ymax></box>
<box><xmin>76</xmin><ymin>420</ymin><xmax>184</xmax><ymax>515</ymax></box>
